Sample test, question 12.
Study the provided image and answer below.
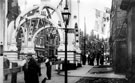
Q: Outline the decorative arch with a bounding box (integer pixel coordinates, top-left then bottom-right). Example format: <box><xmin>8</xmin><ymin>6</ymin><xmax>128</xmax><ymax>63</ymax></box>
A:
<box><xmin>8</xmin><ymin>4</ymin><xmax>65</xmax><ymax>52</ymax></box>
<box><xmin>15</xmin><ymin>3</ymin><xmax>64</xmax><ymax>34</ymax></box>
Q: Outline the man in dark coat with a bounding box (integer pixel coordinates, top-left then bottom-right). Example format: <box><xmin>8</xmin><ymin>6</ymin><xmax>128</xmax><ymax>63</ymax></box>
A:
<box><xmin>96</xmin><ymin>50</ymin><xmax>100</xmax><ymax>66</ymax></box>
<box><xmin>89</xmin><ymin>51</ymin><xmax>95</xmax><ymax>66</ymax></box>
<box><xmin>23</xmin><ymin>53</ymin><xmax>40</xmax><ymax>83</ymax></box>
<box><xmin>81</xmin><ymin>52</ymin><xmax>86</xmax><ymax>65</ymax></box>
<box><xmin>37</xmin><ymin>54</ymin><xmax>43</xmax><ymax>76</ymax></box>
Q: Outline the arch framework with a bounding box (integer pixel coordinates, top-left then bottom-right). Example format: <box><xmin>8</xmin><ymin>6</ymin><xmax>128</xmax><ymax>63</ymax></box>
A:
<box><xmin>7</xmin><ymin>4</ymin><xmax>65</xmax><ymax>54</ymax></box>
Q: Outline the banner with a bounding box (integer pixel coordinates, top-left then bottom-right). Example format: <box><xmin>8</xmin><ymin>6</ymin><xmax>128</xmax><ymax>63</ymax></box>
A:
<box><xmin>7</xmin><ymin>0</ymin><xmax>20</xmax><ymax>25</ymax></box>
<box><xmin>95</xmin><ymin>9</ymin><xmax>101</xmax><ymax>18</ymax></box>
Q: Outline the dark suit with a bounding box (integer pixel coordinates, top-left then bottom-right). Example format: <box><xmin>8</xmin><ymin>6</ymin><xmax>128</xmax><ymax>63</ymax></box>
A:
<box><xmin>23</xmin><ymin>58</ymin><xmax>40</xmax><ymax>83</ymax></box>
<box><xmin>45</xmin><ymin>58</ymin><xmax>51</xmax><ymax>80</ymax></box>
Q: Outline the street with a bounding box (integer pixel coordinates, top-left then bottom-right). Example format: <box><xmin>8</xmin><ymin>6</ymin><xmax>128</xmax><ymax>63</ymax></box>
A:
<box><xmin>4</xmin><ymin>64</ymin><xmax>81</xmax><ymax>83</ymax></box>
<box><xmin>4</xmin><ymin>61</ymin><xmax>127</xmax><ymax>83</ymax></box>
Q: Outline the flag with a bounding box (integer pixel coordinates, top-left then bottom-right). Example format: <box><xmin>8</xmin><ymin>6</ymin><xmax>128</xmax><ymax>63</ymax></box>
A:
<box><xmin>94</xmin><ymin>21</ymin><xmax>99</xmax><ymax>31</ymax></box>
<box><xmin>7</xmin><ymin>0</ymin><xmax>20</xmax><ymax>25</ymax></box>
<box><xmin>95</xmin><ymin>9</ymin><xmax>100</xmax><ymax>18</ymax></box>
<box><xmin>104</xmin><ymin>7</ymin><xmax>111</xmax><ymax>14</ymax></box>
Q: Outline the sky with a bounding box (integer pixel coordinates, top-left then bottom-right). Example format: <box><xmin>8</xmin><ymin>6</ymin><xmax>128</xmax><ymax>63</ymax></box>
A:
<box><xmin>18</xmin><ymin>0</ymin><xmax>112</xmax><ymax>35</ymax></box>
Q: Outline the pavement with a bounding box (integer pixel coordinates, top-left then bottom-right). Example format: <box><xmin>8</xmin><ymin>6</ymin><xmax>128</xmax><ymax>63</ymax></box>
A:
<box><xmin>59</xmin><ymin>63</ymin><xmax>126</xmax><ymax>79</ymax></box>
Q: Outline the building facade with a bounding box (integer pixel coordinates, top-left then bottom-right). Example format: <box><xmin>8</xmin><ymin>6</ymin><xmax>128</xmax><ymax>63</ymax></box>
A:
<box><xmin>110</xmin><ymin>0</ymin><xmax>135</xmax><ymax>83</ymax></box>
<box><xmin>120</xmin><ymin>0</ymin><xmax>135</xmax><ymax>83</ymax></box>
<box><xmin>110</xmin><ymin>0</ymin><xmax>128</xmax><ymax>74</ymax></box>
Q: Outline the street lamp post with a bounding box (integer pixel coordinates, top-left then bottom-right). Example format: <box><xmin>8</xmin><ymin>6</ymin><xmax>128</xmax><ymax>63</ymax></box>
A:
<box><xmin>61</xmin><ymin>1</ymin><xmax>71</xmax><ymax>83</ymax></box>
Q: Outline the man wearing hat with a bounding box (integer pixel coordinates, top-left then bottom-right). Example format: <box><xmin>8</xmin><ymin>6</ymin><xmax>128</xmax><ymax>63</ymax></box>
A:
<box><xmin>22</xmin><ymin>53</ymin><xmax>40</xmax><ymax>83</ymax></box>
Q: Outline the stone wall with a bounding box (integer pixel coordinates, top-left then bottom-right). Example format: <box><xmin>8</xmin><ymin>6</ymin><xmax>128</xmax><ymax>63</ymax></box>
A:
<box><xmin>110</xmin><ymin>0</ymin><xmax>128</xmax><ymax>74</ymax></box>
<box><xmin>119</xmin><ymin>0</ymin><xmax>135</xmax><ymax>82</ymax></box>
<box><xmin>127</xmin><ymin>5</ymin><xmax>135</xmax><ymax>83</ymax></box>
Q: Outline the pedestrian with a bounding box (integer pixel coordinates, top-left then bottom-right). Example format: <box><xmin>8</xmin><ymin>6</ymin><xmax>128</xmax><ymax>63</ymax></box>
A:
<box><xmin>22</xmin><ymin>53</ymin><xmax>40</xmax><ymax>83</ymax></box>
<box><xmin>81</xmin><ymin>52</ymin><xmax>86</xmax><ymax>65</ymax></box>
<box><xmin>89</xmin><ymin>50</ymin><xmax>95</xmax><ymax>66</ymax></box>
<box><xmin>37</xmin><ymin>54</ymin><xmax>43</xmax><ymax>76</ymax></box>
<box><xmin>96</xmin><ymin>50</ymin><xmax>100</xmax><ymax>66</ymax></box>
<box><xmin>3</xmin><ymin>55</ymin><xmax>10</xmax><ymax>80</ymax></box>
<box><xmin>42</xmin><ymin>57</ymin><xmax>52</xmax><ymax>83</ymax></box>
<box><xmin>86</xmin><ymin>53</ymin><xmax>89</xmax><ymax>65</ymax></box>
<box><xmin>81</xmin><ymin>53</ymin><xmax>83</xmax><ymax>65</ymax></box>
<box><xmin>45</xmin><ymin>57</ymin><xmax>52</xmax><ymax>80</ymax></box>
<box><xmin>88</xmin><ymin>52</ymin><xmax>91</xmax><ymax>65</ymax></box>
<box><xmin>100</xmin><ymin>54</ymin><xmax>104</xmax><ymax>65</ymax></box>
<box><xmin>100</xmin><ymin>45</ymin><xmax>104</xmax><ymax>65</ymax></box>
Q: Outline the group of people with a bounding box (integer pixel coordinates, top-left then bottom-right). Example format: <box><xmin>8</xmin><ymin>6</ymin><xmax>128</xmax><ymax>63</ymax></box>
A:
<box><xmin>21</xmin><ymin>53</ymin><xmax>52</xmax><ymax>83</ymax></box>
<box><xmin>81</xmin><ymin>41</ymin><xmax>105</xmax><ymax>66</ymax></box>
<box><xmin>3</xmin><ymin>53</ymin><xmax>51</xmax><ymax>83</ymax></box>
